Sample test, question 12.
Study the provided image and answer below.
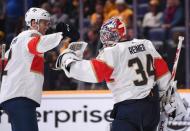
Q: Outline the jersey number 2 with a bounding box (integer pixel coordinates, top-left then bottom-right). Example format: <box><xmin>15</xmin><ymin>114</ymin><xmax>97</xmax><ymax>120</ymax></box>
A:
<box><xmin>128</xmin><ymin>54</ymin><xmax>154</xmax><ymax>86</ymax></box>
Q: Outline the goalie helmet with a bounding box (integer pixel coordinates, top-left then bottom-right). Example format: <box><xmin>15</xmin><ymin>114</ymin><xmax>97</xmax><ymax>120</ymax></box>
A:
<box><xmin>25</xmin><ymin>7</ymin><xmax>51</xmax><ymax>27</ymax></box>
<box><xmin>100</xmin><ymin>17</ymin><xmax>127</xmax><ymax>47</ymax></box>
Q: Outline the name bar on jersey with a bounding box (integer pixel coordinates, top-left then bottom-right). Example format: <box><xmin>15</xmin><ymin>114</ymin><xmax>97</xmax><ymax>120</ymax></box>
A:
<box><xmin>128</xmin><ymin>44</ymin><xmax>146</xmax><ymax>54</ymax></box>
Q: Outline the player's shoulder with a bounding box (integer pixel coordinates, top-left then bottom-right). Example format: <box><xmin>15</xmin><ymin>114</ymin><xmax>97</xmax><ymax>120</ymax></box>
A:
<box><xmin>17</xmin><ymin>30</ymin><xmax>41</xmax><ymax>38</ymax></box>
<box><xmin>97</xmin><ymin>44</ymin><xmax>118</xmax><ymax>59</ymax></box>
<box><xmin>115</xmin><ymin>38</ymin><xmax>149</xmax><ymax>49</ymax></box>
<box><xmin>102</xmin><ymin>44</ymin><xmax>118</xmax><ymax>52</ymax></box>
<box><xmin>132</xmin><ymin>38</ymin><xmax>154</xmax><ymax>48</ymax></box>
<box><xmin>132</xmin><ymin>38</ymin><xmax>151</xmax><ymax>44</ymax></box>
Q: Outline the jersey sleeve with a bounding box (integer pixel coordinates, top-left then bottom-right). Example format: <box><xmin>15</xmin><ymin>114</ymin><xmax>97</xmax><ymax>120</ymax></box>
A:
<box><xmin>27</xmin><ymin>32</ymin><xmax>63</xmax><ymax>55</ymax></box>
<box><xmin>146</xmin><ymin>40</ymin><xmax>171</xmax><ymax>96</ymax></box>
<box><xmin>68</xmin><ymin>47</ymin><xmax>116</xmax><ymax>83</ymax></box>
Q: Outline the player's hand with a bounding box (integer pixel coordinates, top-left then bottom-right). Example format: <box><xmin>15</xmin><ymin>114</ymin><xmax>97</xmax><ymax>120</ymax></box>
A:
<box><xmin>67</xmin><ymin>41</ymin><xmax>88</xmax><ymax>59</ymax></box>
<box><xmin>164</xmin><ymin>91</ymin><xmax>189</xmax><ymax>121</ymax></box>
<box><xmin>55</xmin><ymin>48</ymin><xmax>80</xmax><ymax>72</ymax></box>
<box><xmin>164</xmin><ymin>94</ymin><xmax>177</xmax><ymax>115</ymax></box>
<box><xmin>58</xmin><ymin>38</ymin><xmax>88</xmax><ymax>58</ymax></box>
<box><xmin>56</xmin><ymin>22</ymin><xmax>80</xmax><ymax>42</ymax></box>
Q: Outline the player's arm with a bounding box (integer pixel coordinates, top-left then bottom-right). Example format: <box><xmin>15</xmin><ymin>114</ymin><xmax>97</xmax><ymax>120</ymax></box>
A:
<box><xmin>56</xmin><ymin>43</ymin><xmax>114</xmax><ymax>83</ymax></box>
<box><xmin>147</xmin><ymin>40</ymin><xmax>171</xmax><ymax>97</ymax></box>
<box><xmin>56</xmin><ymin>52</ymin><xmax>101</xmax><ymax>83</ymax></box>
<box><xmin>67</xmin><ymin>58</ymin><xmax>114</xmax><ymax>83</ymax></box>
<box><xmin>154</xmin><ymin>56</ymin><xmax>171</xmax><ymax>97</ymax></box>
<box><xmin>27</xmin><ymin>32</ymin><xmax>63</xmax><ymax>55</ymax></box>
<box><xmin>27</xmin><ymin>22</ymin><xmax>80</xmax><ymax>55</ymax></box>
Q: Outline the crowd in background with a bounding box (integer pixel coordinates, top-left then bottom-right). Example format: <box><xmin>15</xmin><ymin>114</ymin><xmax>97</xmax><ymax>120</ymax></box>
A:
<box><xmin>0</xmin><ymin>0</ymin><xmax>187</xmax><ymax>90</ymax></box>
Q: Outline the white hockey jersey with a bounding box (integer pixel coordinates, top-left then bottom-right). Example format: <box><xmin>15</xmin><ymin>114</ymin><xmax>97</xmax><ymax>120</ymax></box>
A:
<box><xmin>65</xmin><ymin>39</ymin><xmax>171</xmax><ymax>103</ymax></box>
<box><xmin>0</xmin><ymin>30</ymin><xmax>63</xmax><ymax>104</ymax></box>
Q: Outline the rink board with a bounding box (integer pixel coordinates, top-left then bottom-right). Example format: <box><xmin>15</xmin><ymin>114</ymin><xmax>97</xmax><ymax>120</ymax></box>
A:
<box><xmin>0</xmin><ymin>90</ymin><xmax>190</xmax><ymax>131</ymax></box>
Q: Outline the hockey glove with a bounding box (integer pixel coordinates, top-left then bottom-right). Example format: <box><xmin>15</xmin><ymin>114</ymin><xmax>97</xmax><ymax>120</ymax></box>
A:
<box><xmin>168</xmin><ymin>92</ymin><xmax>188</xmax><ymax>121</ymax></box>
<box><xmin>55</xmin><ymin>41</ymin><xmax>87</xmax><ymax>76</ymax></box>
<box><xmin>161</xmin><ymin>80</ymin><xmax>188</xmax><ymax>121</ymax></box>
<box><xmin>67</xmin><ymin>41</ymin><xmax>88</xmax><ymax>59</ymax></box>
<box><xmin>55</xmin><ymin>49</ymin><xmax>78</xmax><ymax>70</ymax></box>
<box><xmin>56</xmin><ymin>22</ymin><xmax>80</xmax><ymax>42</ymax></box>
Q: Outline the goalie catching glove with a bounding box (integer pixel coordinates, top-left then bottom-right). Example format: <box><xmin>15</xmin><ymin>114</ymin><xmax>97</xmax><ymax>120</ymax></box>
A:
<box><xmin>55</xmin><ymin>41</ymin><xmax>88</xmax><ymax>77</ymax></box>
<box><xmin>55</xmin><ymin>49</ymin><xmax>80</xmax><ymax>77</ymax></box>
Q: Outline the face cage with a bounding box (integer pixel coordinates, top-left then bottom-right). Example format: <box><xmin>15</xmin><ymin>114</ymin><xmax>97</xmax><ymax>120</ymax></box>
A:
<box><xmin>100</xmin><ymin>30</ymin><xmax>120</xmax><ymax>47</ymax></box>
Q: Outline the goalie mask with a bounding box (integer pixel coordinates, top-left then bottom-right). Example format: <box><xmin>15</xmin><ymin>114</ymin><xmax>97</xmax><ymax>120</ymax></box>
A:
<box><xmin>100</xmin><ymin>17</ymin><xmax>127</xmax><ymax>48</ymax></box>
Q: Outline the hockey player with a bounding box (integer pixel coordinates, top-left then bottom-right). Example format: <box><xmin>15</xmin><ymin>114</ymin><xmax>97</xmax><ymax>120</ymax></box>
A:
<box><xmin>0</xmin><ymin>7</ymin><xmax>74</xmax><ymax>131</ymax></box>
<box><xmin>56</xmin><ymin>17</ymin><xmax>172</xmax><ymax>131</ymax></box>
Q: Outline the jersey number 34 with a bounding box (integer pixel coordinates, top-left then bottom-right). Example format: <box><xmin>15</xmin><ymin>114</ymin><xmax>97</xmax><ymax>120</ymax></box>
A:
<box><xmin>128</xmin><ymin>54</ymin><xmax>154</xmax><ymax>86</ymax></box>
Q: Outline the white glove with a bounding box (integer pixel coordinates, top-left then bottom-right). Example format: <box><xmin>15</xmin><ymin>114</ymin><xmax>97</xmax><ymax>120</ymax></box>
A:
<box><xmin>161</xmin><ymin>81</ymin><xmax>177</xmax><ymax>101</ymax></box>
<box><xmin>164</xmin><ymin>91</ymin><xmax>188</xmax><ymax>121</ymax></box>
<box><xmin>164</xmin><ymin>95</ymin><xmax>177</xmax><ymax>114</ymax></box>
<box><xmin>55</xmin><ymin>41</ymin><xmax>88</xmax><ymax>77</ymax></box>
<box><xmin>160</xmin><ymin>81</ymin><xmax>177</xmax><ymax>111</ymax></box>
<box><xmin>67</xmin><ymin>41</ymin><xmax>88</xmax><ymax>58</ymax></box>
<box><xmin>55</xmin><ymin>49</ymin><xmax>81</xmax><ymax>70</ymax></box>
<box><xmin>171</xmin><ymin>93</ymin><xmax>188</xmax><ymax>121</ymax></box>
<box><xmin>160</xmin><ymin>79</ymin><xmax>188</xmax><ymax>119</ymax></box>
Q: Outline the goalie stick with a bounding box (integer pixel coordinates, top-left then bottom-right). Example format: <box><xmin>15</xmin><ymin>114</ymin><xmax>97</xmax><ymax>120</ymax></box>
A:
<box><xmin>157</xmin><ymin>36</ymin><xmax>184</xmax><ymax>131</ymax></box>
<box><xmin>166</xmin><ymin>36</ymin><xmax>184</xmax><ymax>102</ymax></box>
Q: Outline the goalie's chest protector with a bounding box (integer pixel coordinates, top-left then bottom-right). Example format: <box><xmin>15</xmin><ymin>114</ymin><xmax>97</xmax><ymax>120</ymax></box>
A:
<box><xmin>0</xmin><ymin>30</ymin><xmax>44</xmax><ymax>105</ymax></box>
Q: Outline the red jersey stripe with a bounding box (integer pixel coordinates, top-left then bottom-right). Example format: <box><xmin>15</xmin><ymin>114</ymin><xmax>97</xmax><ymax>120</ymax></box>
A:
<box><xmin>0</xmin><ymin>59</ymin><xmax>8</xmax><ymax>70</ymax></box>
<box><xmin>30</xmin><ymin>55</ymin><xmax>44</xmax><ymax>75</ymax></box>
<box><xmin>91</xmin><ymin>59</ymin><xmax>114</xmax><ymax>82</ymax></box>
<box><xmin>28</xmin><ymin>36</ymin><xmax>42</xmax><ymax>55</ymax></box>
<box><xmin>154</xmin><ymin>58</ymin><xmax>169</xmax><ymax>79</ymax></box>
